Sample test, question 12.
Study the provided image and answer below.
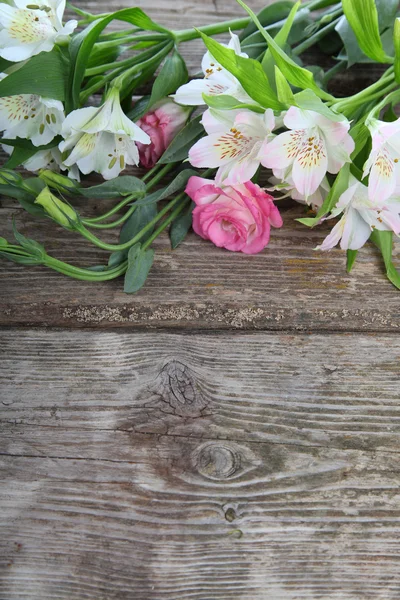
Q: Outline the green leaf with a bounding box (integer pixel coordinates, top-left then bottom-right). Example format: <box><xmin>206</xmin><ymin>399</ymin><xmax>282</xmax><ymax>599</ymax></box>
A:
<box><xmin>68</xmin><ymin>8</ymin><xmax>171</xmax><ymax>111</ymax></box>
<box><xmin>370</xmin><ymin>230</ymin><xmax>400</xmax><ymax>289</ymax></box>
<box><xmin>120</xmin><ymin>203</ymin><xmax>157</xmax><ymax>245</ymax></box>
<box><xmin>240</xmin><ymin>1</ymin><xmax>294</xmax><ymax>40</ymax></box>
<box><xmin>23</xmin><ymin>178</ymin><xmax>47</xmax><ymax>196</ymax></box>
<box><xmin>0</xmin><ymin>183</ymin><xmax>40</xmax><ymax>211</ymax></box>
<box><xmin>169</xmin><ymin>201</ymin><xmax>194</xmax><ymax>249</ymax></box>
<box><xmin>127</xmin><ymin>95</ymin><xmax>151</xmax><ymax>121</ymax></box>
<box><xmin>134</xmin><ymin>169</ymin><xmax>199</xmax><ymax>207</ymax></box>
<box><xmin>12</xmin><ymin>219</ymin><xmax>46</xmax><ymax>259</ymax></box>
<box><xmin>81</xmin><ymin>177</ymin><xmax>146</xmax><ymax>199</ymax></box>
<box><xmin>262</xmin><ymin>2</ymin><xmax>302</xmax><ymax>86</ymax></box>
<box><xmin>294</xmin><ymin>89</ymin><xmax>343</xmax><ymax>121</ymax></box>
<box><xmin>376</xmin><ymin>0</ymin><xmax>399</xmax><ymax>29</ymax></box>
<box><xmin>86</xmin><ymin>43</ymin><xmax>123</xmax><ymax>69</ymax></box>
<box><xmin>0</xmin><ymin>50</ymin><xmax>69</xmax><ymax>100</ymax></box>
<box><xmin>124</xmin><ymin>243</ymin><xmax>155</xmax><ymax>293</ymax></box>
<box><xmin>383</xmin><ymin>104</ymin><xmax>399</xmax><ymax>122</ymax></box>
<box><xmin>394</xmin><ymin>18</ymin><xmax>400</xmax><ymax>83</ymax></box>
<box><xmin>109</xmin><ymin>202</ymin><xmax>158</xmax><ymax>267</ymax></box>
<box><xmin>158</xmin><ymin>116</ymin><xmax>204</xmax><ymax>164</ymax></box>
<box><xmin>350</xmin><ymin>120</ymin><xmax>371</xmax><ymax>161</ymax></box>
<box><xmin>2</xmin><ymin>137</ymin><xmax>61</xmax><ymax>169</ymax></box>
<box><xmin>274</xmin><ymin>67</ymin><xmax>295</xmax><ymax>106</ymax></box>
<box><xmin>126</xmin><ymin>49</ymin><xmax>189</xmax><ymax>121</ymax></box>
<box><xmin>235</xmin><ymin>0</ymin><xmax>333</xmax><ymax>101</ymax></box>
<box><xmin>342</xmin><ymin>0</ymin><xmax>392</xmax><ymax>63</ymax></box>
<box><xmin>346</xmin><ymin>249</ymin><xmax>358</xmax><ymax>272</ymax></box>
<box><xmin>199</xmin><ymin>32</ymin><xmax>283</xmax><ymax>111</ymax></box>
<box><xmin>297</xmin><ymin>164</ymin><xmax>351</xmax><ymax>228</ymax></box>
<box><xmin>202</xmin><ymin>94</ymin><xmax>265</xmax><ymax>113</ymax></box>
<box><xmin>148</xmin><ymin>49</ymin><xmax>188</xmax><ymax>108</ymax></box>
<box><xmin>0</xmin><ymin>57</ymin><xmax>13</xmax><ymax>72</ymax></box>
<box><xmin>0</xmin><ymin>251</ymin><xmax>42</xmax><ymax>266</ymax></box>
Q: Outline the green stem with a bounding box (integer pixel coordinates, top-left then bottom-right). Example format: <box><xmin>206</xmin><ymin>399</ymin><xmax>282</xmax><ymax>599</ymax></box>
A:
<box><xmin>306</xmin><ymin>0</ymin><xmax>339</xmax><ymax>9</ymax></box>
<box><xmin>173</xmin><ymin>18</ymin><xmax>250</xmax><ymax>43</ymax></box>
<box><xmin>82</xmin><ymin>164</ymin><xmax>176</xmax><ymax>226</ymax></box>
<box><xmin>84</xmin><ymin>204</ymin><xmax>137</xmax><ymax>230</ymax></box>
<box><xmin>78</xmin><ymin>193</ymin><xmax>185</xmax><ymax>251</ymax></box>
<box><xmin>334</xmin><ymin>79</ymin><xmax>397</xmax><ymax>115</ymax></box>
<box><xmin>333</xmin><ymin>68</ymin><xmax>394</xmax><ymax>108</ymax></box>
<box><xmin>143</xmin><ymin>198</ymin><xmax>190</xmax><ymax>250</ymax></box>
<box><xmin>85</xmin><ymin>41</ymin><xmax>167</xmax><ymax>77</ymax></box>
<box><xmin>80</xmin><ymin>42</ymin><xmax>171</xmax><ymax>103</ymax></box>
<box><xmin>144</xmin><ymin>163</ymin><xmax>175</xmax><ymax>189</ymax></box>
<box><xmin>322</xmin><ymin>60</ymin><xmax>346</xmax><ymax>86</ymax></box>
<box><xmin>142</xmin><ymin>163</ymin><xmax>161</xmax><ymax>183</ymax></box>
<box><xmin>113</xmin><ymin>41</ymin><xmax>173</xmax><ymax>89</ymax></box>
<box><xmin>99</xmin><ymin>28</ymin><xmax>141</xmax><ymax>41</ymax></box>
<box><xmin>93</xmin><ymin>33</ymin><xmax>166</xmax><ymax>49</ymax></box>
<box><xmin>293</xmin><ymin>17</ymin><xmax>341</xmax><ymax>56</ymax></box>
<box><xmin>45</xmin><ymin>256</ymin><xmax>128</xmax><ymax>281</ymax></box>
<box><xmin>83</xmin><ymin>195</ymin><xmax>140</xmax><ymax>225</ymax></box>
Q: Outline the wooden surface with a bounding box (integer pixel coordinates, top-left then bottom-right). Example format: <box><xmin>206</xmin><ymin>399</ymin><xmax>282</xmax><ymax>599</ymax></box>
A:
<box><xmin>1</xmin><ymin>1</ymin><xmax>400</xmax><ymax>599</ymax></box>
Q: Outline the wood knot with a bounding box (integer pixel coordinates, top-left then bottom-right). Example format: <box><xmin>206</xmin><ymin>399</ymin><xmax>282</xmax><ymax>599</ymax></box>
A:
<box><xmin>193</xmin><ymin>443</ymin><xmax>241</xmax><ymax>480</ymax></box>
<box><xmin>156</xmin><ymin>360</ymin><xmax>207</xmax><ymax>418</ymax></box>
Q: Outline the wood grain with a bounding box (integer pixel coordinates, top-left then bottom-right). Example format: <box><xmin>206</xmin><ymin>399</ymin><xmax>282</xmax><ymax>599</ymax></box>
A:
<box><xmin>1</xmin><ymin>328</ymin><xmax>400</xmax><ymax>600</ymax></box>
<box><xmin>1</xmin><ymin>1</ymin><xmax>400</xmax><ymax>598</ymax></box>
<box><xmin>0</xmin><ymin>0</ymin><xmax>395</xmax><ymax>331</ymax></box>
<box><xmin>1</xmin><ymin>202</ymin><xmax>399</xmax><ymax>331</ymax></box>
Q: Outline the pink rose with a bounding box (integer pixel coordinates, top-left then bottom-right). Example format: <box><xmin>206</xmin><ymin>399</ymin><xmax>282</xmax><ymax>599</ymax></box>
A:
<box><xmin>136</xmin><ymin>99</ymin><xmax>190</xmax><ymax>169</ymax></box>
<box><xmin>185</xmin><ymin>177</ymin><xmax>283</xmax><ymax>254</ymax></box>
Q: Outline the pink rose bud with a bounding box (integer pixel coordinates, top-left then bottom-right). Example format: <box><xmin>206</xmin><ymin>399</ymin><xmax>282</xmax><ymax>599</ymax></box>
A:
<box><xmin>136</xmin><ymin>99</ymin><xmax>191</xmax><ymax>169</ymax></box>
<box><xmin>185</xmin><ymin>177</ymin><xmax>283</xmax><ymax>255</ymax></box>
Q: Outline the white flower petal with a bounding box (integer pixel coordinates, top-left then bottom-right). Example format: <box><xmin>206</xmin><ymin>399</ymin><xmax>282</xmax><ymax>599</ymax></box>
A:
<box><xmin>317</xmin><ymin>217</ymin><xmax>346</xmax><ymax>251</ymax></box>
<box><xmin>63</xmin><ymin>132</ymin><xmax>99</xmax><ymax>167</ymax></box>
<box><xmin>172</xmin><ymin>79</ymin><xmax>229</xmax><ymax>106</ymax></box>
<box><xmin>292</xmin><ymin>135</ymin><xmax>328</xmax><ymax>197</ymax></box>
<box><xmin>340</xmin><ymin>207</ymin><xmax>371</xmax><ymax>250</ymax></box>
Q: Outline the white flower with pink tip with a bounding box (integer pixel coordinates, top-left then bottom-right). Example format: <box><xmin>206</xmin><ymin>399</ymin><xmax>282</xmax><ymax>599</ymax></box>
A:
<box><xmin>0</xmin><ymin>0</ymin><xmax>77</xmax><ymax>62</ymax></box>
<box><xmin>363</xmin><ymin>118</ymin><xmax>400</xmax><ymax>203</ymax></box>
<box><xmin>172</xmin><ymin>32</ymin><xmax>251</xmax><ymax>106</ymax></box>
<box><xmin>317</xmin><ymin>177</ymin><xmax>400</xmax><ymax>251</ymax></box>
<box><xmin>189</xmin><ymin>107</ymin><xmax>275</xmax><ymax>186</ymax></box>
<box><xmin>261</xmin><ymin>106</ymin><xmax>355</xmax><ymax>199</ymax></box>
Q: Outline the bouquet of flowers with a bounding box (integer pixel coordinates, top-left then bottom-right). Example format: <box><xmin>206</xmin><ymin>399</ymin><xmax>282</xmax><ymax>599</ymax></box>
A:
<box><xmin>1</xmin><ymin>0</ymin><xmax>400</xmax><ymax>292</ymax></box>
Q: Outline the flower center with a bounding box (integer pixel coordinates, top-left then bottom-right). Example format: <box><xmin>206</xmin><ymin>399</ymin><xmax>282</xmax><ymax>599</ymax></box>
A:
<box><xmin>214</xmin><ymin>128</ymin><xmax>253</xmax><ymax>160</ymax></box>
<box><xmin>10</xmin><ymin>8</ymin><xmax>55</xmax><ymax>43</ymax></box>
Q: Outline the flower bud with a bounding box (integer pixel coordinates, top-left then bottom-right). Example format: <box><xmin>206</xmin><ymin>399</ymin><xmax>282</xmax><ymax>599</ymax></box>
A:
<box><xmin>136</xmin><ymin>99</ymin><xmax>191</xmax><ymax>169</ymax></box>
<box><xmin>0</xmin><ymin>169</ymin><xmax>23</xmax><ymax>186</ymax></box>
<box><xmin>39</xmin><ymin>170</ymin><xmax>81</xmax><ymax>195</ymax></box>
<box><xmin>35</xmin><ymin>187</ymin><xmax>79</xmax><ymax>230</ymax></box>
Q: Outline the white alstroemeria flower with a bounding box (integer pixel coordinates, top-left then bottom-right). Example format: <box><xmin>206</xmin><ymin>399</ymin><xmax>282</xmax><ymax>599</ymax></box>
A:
<box><xmin>0</xmin><ymin>75</ymin><xmax>64</xmax><ymax>145</ymax></box>
<box><xmin>0</xmin><ymin>0</ymin><xmax>77</xmax><ymax>62</ymax></box>
<box><xmin>172</xmin><ymin>32</ymin><xmax>251</xmax><ymax>106</ymax></box>
<box><xmin>269</xmin><ymin>172</ymin><xmax>329</xmax><ymax>211</ymax></box>
<box><xmin>189</xmin><ymin>108</ymin><xmax>275</xmax><ymax>185</ymax></box>
<box><xmin>363</xmin><ymin>118</ymin><xmax>400</xmax><ymax>203</ymax></box>
<box><xmin>2</xmin><ymin>143</ymin><xmax>80</xmax><ymax>180</ymax></box>
<box><xmin>317</xmin><ymin>177</ymin><xmax>400</xmax><ymax>251</ymax></box>
<box><xmin>59</xmin><ymin>86</ymin><xmax>150</xmax><ymax>180</ymax></box>
<box><xmin>261</xmin><ymin>107</ymin><xmax>355</xmax><ymax>199</ymax></box>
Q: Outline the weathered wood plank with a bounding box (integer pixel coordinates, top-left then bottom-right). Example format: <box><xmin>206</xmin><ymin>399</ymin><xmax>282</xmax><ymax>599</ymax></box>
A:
<box><xmin>1</xmin><ymin>329</ymin><xmax>400</xmax><ymax>599</ymax></box>
<box><xmin>0</xmin><ymin>0</ymin><xmax>395</xmax><ymax>330</ymax></box>
<box><xmin>1</xmin><ymin>202</ymin><xmax>399</xmax><ymax>331</ymax></box>
<box><xmin>2</xmin><ymin>329</ymin><xmax>400</xmax><ymax>451</ymax></box>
